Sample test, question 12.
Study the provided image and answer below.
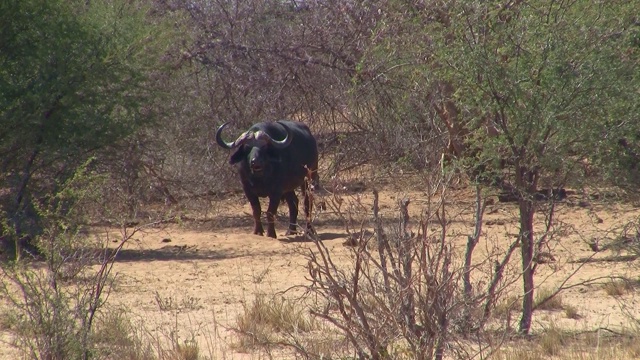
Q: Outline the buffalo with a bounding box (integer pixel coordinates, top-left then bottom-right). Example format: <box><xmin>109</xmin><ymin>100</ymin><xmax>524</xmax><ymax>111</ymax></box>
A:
<box><xmin>216</xmin><ymin>120</ymin><xmax>320</xmax><ymax>238</ymax></box>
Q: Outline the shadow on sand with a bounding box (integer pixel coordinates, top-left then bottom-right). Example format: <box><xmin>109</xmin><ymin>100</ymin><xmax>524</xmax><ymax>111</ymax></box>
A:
<box><xmin>277</xmin><ymin>231</ymin><xmax>346</xmax><ymax>243</ymax></box>
<box><xmin>112</xmin><ymin>245</ymin><xmax>243</xmax><ymax>263</ymax></box>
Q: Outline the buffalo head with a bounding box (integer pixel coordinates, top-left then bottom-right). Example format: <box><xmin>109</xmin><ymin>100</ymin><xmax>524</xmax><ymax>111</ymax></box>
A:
<box><xmin>215</xmin><ymin>122</ymin><xmax>292</xmax><ymax>176</ymax></box>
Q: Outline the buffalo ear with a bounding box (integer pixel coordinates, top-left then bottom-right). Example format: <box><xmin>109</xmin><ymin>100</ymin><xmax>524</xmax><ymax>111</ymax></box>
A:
<box><xmin>229</xmin><ymin>147</ymin><xmax>246</xmax><ymax>164</ymax></box>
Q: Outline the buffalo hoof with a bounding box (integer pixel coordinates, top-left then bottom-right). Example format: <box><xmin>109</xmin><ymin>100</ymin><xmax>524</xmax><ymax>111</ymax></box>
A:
<box><xmin>267</xmin><ymin>231</ymin><xmax>277</xmax><ymax>239</ymax></box>
<box><xmin>285</xmin><ymin>229</ymin><xmax>298</xmax><ymax>236</ymax></box>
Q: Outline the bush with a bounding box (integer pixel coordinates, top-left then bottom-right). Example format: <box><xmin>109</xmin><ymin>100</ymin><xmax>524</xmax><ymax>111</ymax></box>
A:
<box><xmin>301</xmin><ymin>189</ymin><xmax>467</xmax><ymax>360</ymax></box>
<box><xmin>0</xmin><ymin>165</ymin><xmax>139</xmax><ymax>359</ymax></box>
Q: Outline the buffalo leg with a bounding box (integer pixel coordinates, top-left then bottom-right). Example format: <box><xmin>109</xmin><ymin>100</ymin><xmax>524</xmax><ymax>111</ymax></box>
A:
<box><xmin>246</xmin><ymin>193</ymin><xmax>264</xmax><ymax>236</ymax></box>
<box><xmin>283</xmin><ymin>192</ymin><xmax>299</xmax><ymax>235</ymax></box>
<box><xmin>265</xmin><ymin>195</ymin><xmax>281</xmax><ymax>238</ymax></box>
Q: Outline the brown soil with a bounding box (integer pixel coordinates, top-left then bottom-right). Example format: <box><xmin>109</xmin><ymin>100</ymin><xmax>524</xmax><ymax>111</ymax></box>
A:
<box><xmin>2</xmin><ymin>184</ymin><xmax>640</xmax><ymax>359</ymax></box>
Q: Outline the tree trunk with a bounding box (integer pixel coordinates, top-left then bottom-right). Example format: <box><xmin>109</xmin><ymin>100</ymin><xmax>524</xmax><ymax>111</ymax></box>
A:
<box><xmin>463</xmin><ymin>186</ymin><xmax>485</xmax><ymax>331</ymax></box>
<box><xmin>513</xmin><ymin>162</ymin><xmax>539</xmax><ymax>335</ymax></box>
<box><xmin>518</xmin><ymin>194</ymin><xmax>536</xmax><ymax>334</ymax></box>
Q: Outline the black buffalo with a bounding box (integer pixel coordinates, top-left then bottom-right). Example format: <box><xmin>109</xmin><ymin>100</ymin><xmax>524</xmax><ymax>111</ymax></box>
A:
<box><xmin>216</xmin><ymin>120</ymin><xmax>320</xmax><ymax>238</ymax></box>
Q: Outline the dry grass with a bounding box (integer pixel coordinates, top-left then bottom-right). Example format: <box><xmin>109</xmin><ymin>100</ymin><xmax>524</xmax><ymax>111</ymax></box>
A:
<box><xmin>153</xmin><ymin>291</ymin><xmax>203</xmax><ymax>312</ymax></box>
<box><xmin>564</xmin><ymin>305</ymin><xmax>580</xmax><ymax>319</ymax></box>
<box><xmin>534</xmin><ymin>287</ymin><xmax>564</xmax><ymax>310</ymax></box>
<box><xmin>602</xmin><ymin>278</ymin><xmax>634</xmax><ymax>296</ymax></box>
<box><xmin>92</xmin><ymin>306</ymin><xmax>214</xmax><ymax>360</ymax></box>
<box><xmin>494</xmin><ymin>295</ymin><xmax>522</xmax><ymax>319</ymax></box>
<box><xmin>494</xmin><ymin>330</ymin><xmax>640</xmax><ymax>360</ymax></box>
<box><xmin>160</xmin><ymin>339</ymin><xmax>200</xmax><ymax>360</ymax></box>
<box><xmin>234</xmin><ymin>294</ymin><xmax>318</xmax><ymax>351</ymax></box>
<box><xmin>92</xmin><ymin>308</ymin><xmax>155</xmax><ymax>359</ymax></box>
<box><xmin>494</xmin><ymin>347</ymin><xmax>547</xmax><ymax>360</ymax></box>
<box><xmin>539</xmin><ymin>323</ymin><xmax>566</xmax><ymax>356</ymax></box>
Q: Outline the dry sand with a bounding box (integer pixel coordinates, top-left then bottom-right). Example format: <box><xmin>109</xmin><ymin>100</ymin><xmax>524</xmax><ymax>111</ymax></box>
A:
<box><xmin>2</xmin><ymin>186</ymin><xmax>640</xmax><ymax>359</ymax></box>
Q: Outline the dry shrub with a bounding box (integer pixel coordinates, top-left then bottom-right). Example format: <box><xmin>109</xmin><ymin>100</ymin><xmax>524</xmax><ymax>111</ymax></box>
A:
<box><xmin>0</xmin><ymin>164</ymin><xmax>208</xmax><ymax>360</ymax></box>
<box><xmin>301</xmin><ymin>189</ymin><xmax>468</xmax><ymax>360</ymax></box>
<box><xmin>160</xmin><ymin>339</ymin><xmax>200</xmax><ymax>360</ymax></box>
<box><xmin>291</xmin><ymin>172</ymin><xmax>532</xmax><ymax>359</ymax></box>
<box><xmin>0</xmin><ymin>214</ymin><xmax>135</xmax><ymax>360</ymax></box>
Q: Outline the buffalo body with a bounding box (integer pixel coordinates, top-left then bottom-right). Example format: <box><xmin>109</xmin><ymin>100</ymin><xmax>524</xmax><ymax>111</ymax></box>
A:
<box><xmin>216</xmin><ymin>120</ymin><xmax>319</xmax><ymax>238</ymax></box>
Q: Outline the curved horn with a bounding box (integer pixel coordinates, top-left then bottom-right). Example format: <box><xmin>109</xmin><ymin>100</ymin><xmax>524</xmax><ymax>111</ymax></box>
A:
<box><xmin>215</xmin><ymin>122</ymin><xmax>235</xmax><ymax>149</ymax></box>
<box><xmin>266</xmin><ymin>125</ymin><xmax>292</xmax><ymax>149</ymax></box>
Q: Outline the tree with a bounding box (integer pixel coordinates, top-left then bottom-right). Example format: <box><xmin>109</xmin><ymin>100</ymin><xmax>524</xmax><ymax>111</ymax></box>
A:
<box><xmin>0</xmin><ymin>0</ymin><xmax>173</xmax><ymax>254</ymax></box>
<box><xmin>428</xmin><ymin>0</ymin><xmax>640</xmax><ymax>334</ymax></box>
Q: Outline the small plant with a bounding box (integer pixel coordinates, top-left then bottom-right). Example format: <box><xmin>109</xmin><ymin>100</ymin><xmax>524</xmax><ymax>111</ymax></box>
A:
<box><xmin>234</xmin><ymin>294</ymin><xmax>317</xmax><ymax>350</ymax></box>
<box><xmin>0</xmin><ymin>309</ymin><xmax>21</xmax><ymax>332</ymax></box>
<box><xmin>539</xmin><ymin>323</ymin><xmax>566</xmax><ymax>356</ymax></box>
<box><xmin>92</xmin><ymin>307</ymin><xmax>154</xmax><ymax>359</ymax></box>
<box><xmin>165</xmin><ymin>337</ymin><xmax>200</xmax><ymax>360</ymax></box>
<box><xmin>534</xmin><ymin>287</ymin><xmax>563</xmax><ymax>310</ymax></box>
<box><xmin>564</xmin><ymin>305</ymin><xmax>580</xmax><ymax>319</ymax></box>
<box><xmin>602</xmin><ymin>279</ymin><xmax>632</xmax><ymax>296</ymax></box>
<box><xmin>251</xmin><ymin>266</ymin><xmax>271</xmax><ymax>284</ymax></box>
<box><xmin>494</xmin><ymin>295</ymin><xmax>522</xmax><ymax>319</ymax></box>
<box><xmin>154</xmin><ymin>291</ymin><xmax>176</xmax><ymax>311</ymax></box>
<box><xmin>154</xmin><ymin>291</ymin><xmax>203</xmax><ymax>312</ymax></box>
<box><xmin>0</xmin><ymin>165</ymin><xmax>139</xmax><ymax>360</ymax></box>
<box><xmin>180</xmin><ymin>296</ymin><xmax>203</xmax><ymax>311</ymax></box>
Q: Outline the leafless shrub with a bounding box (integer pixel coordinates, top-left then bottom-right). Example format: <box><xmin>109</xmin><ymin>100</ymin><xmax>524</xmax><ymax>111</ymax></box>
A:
<box><xmin>301</xmin><ymin>188</ymin><xmax>471</xmax><ymax>360</ymax></box>
<box><xmin>608</xmin><ymin>217</ymin><xmax>640</xmax><ymax>256</ymax></box>
<box><xmin>0</xmin><ymin>172</ymin><xmax>172</xmax><ymax>359</ymax></box>
<box><xmin>0</xmin><ymin>225</ymin><xmax>142</xmax><ymax>360</ymax></box>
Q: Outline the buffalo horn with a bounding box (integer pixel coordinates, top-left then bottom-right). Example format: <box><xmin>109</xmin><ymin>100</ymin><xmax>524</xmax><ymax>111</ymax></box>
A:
<box><xmin>215</xmin><ymin>122</ymin><xmax>235</xmax><ymax>149</ymax></box>
<box><xmin>266</xmin><ymin>125</ymin><xmax>292</xmax><ymax>149</ymax></box>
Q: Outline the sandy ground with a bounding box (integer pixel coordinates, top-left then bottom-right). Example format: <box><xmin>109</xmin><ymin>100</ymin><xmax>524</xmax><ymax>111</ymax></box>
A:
<box><xmin>2</xmin><ymin>185</ymin><xmax>640</xmax><ymax>359</ymax></box>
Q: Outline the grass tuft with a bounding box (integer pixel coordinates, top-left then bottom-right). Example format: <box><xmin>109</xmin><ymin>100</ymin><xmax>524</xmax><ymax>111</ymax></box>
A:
<box><xmin>234</xmin><ymin>294</ymin><xmax>317</xmax><ymax>351</ymax></box>
<box><xmin>602</xmin><ymin>279</ymin><xmax>632</xmax><ymax>296</ymax></box>
<box><xmin>564</xmin><ymin>305</ymin><xmax>580</xmax><ymax>319</ymax></box>
<box><xmin>539</xmin><ymin>323</ymin><xmax>566</xmax><ymax>356</ymax></box>
<box><xmin>534</xmin><ymin>287</ymin><xmax>563</xmax><ymax>310</ymax></box>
